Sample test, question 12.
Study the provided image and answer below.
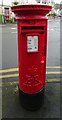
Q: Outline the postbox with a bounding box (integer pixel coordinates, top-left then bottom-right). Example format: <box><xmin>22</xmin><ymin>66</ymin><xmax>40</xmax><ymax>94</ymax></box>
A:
<box><xmin>11</xmin><ymin>4</ymin><xmax>52</xmax><ymax>110</ymax></box>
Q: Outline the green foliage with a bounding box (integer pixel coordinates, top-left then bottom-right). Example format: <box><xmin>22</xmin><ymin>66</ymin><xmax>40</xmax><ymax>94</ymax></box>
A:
<box><xmin>48</xmin><ymin>12</ymin><xmax>56</xmax><ymax>17</ymax></box>
<box><xmin>13</xmin><ymin>1</ymin><xmax>19</xmax><ymax>5</ymax></box>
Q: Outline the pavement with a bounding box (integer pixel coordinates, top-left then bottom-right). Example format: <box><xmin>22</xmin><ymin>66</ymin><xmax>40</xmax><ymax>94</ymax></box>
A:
<box><xmin>2</xmin><ymin>77</ymin><xmax>61</xmax><ymax>119</ymax></box>
<box><xmin>0</xmin><ymin>18</ymin><xmax>62</xmax><ymax>119</ymax></box>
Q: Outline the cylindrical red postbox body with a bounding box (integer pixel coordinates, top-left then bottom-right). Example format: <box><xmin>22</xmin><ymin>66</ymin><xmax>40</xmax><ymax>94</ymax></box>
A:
<box><xmin>11</xmin><ymin>4</ymin><xmax>52</xmax><ymax>110</ymax></box>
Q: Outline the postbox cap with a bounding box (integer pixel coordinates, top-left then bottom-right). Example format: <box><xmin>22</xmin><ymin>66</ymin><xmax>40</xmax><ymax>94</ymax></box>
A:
<box><xmin>11</xmin><ymin>4</ymin><xmax>52</xmax><ymax>20</ymax></box>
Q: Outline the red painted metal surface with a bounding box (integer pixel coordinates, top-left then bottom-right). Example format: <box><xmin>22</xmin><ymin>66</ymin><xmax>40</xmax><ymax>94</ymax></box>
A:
<box><xmin>11</xmin><ymin>5</ymin><xmax>52</xmax><ymax>93</ymax></box>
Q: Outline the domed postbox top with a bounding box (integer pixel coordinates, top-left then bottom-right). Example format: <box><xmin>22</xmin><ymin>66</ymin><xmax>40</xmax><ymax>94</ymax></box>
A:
<box><xmin>11</xmin><ymin>4</ymin><xmax>52</xmax><ymax>20</ymax></box>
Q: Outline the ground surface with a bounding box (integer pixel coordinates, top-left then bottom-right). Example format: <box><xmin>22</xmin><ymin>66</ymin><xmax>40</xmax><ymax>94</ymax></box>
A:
<box><xmin>2</xmin><ymin>78</ymin><xmax>61</xmax><ymax>118</ymax></box>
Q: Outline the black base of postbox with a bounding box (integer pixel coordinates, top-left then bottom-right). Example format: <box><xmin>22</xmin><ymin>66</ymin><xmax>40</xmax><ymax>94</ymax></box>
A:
<box><xmin>18</xmin><ymin>86</ymin><xmax>45</xmax><ymax>111</ymax></box>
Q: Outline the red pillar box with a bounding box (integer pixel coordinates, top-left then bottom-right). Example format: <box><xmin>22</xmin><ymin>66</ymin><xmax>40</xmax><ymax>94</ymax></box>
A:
<box><xmin>11</xmin><ymin>5</ymin><xmax>52</xmax><ymax>110</ymax></box>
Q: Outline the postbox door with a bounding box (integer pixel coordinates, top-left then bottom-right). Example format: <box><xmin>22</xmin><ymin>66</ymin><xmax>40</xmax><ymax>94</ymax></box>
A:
<box><xmin>18</xmin><ymin>26</ymin><xmax>47</xmax><ymax>93</ymax></box>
